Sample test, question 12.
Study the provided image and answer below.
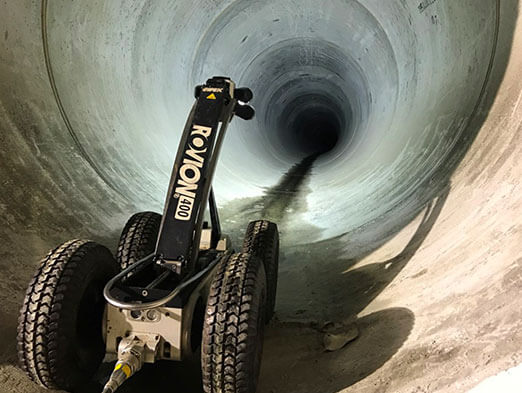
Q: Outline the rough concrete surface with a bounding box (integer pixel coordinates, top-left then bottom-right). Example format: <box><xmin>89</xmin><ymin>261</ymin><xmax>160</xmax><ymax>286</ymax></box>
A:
<box><xmin>1</xmin><ymin>0</ymin><xmax>521</xmax><ymax>393</ymax></box>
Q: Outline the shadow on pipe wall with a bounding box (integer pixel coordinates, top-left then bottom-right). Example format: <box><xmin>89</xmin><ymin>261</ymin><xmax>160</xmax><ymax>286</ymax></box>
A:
<box><xmin>258</xmin><ymin>186</ymin><xmax>449</xmax><ymax>393</ymax></box>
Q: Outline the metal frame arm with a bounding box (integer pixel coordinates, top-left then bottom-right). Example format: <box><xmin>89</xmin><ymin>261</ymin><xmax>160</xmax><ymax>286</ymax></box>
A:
<box><xmin>154</xmin><ymin>77</ymin><xmax>253</xmax><ymax>277</ymax></box>
<box><xmin>103</xmin><ymin>77</ymin><xmax>254</xmax><ymax>310</ymax></box>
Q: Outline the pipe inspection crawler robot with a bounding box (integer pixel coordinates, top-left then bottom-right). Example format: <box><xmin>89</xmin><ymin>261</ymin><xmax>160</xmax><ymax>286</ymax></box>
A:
<box><xmin>17</xmin><ymin>77</ymin><xmax>280</xmax><ymax>393</ymax></box>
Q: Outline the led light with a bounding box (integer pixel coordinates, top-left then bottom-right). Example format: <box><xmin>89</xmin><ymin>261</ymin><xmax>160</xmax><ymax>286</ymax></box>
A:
<box><xmin>129</xmin><ymin>310</ymin><xmax>142</xmax><ymax>320</ymax></box>
<box><xmin>146</xmin><ymin>310</ymin><xmax>160</xmax><ymax>321</ymax></box>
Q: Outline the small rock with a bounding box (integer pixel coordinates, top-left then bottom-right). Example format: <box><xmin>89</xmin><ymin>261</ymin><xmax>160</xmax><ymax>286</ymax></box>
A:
<box><xmin>323</xmin><ymin>322</ymin><xmax>359</xmax><ymax>352</ymax></box>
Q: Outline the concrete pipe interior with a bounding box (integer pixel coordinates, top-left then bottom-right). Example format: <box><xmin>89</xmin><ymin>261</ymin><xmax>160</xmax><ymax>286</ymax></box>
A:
<box><xmin>1</xmin><ymin>1</ymin><xmax>521</xmax><ymax>392</ymax></box>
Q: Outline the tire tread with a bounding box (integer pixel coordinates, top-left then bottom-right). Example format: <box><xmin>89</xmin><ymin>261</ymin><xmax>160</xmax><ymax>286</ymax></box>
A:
<box><xmin>17</xmin><ymin>240</ymin><xmax>116</xmax><ymax>389</ymax></box>
<box><xmin>117</xmin><ymin>211</ymin><xmax>161</xmax><ymax>270</ymax></box>
<box><xmin>242</xmin><ymin>220</ymin><xmax>279</xmax><ymax>321</ymax></box>
<box><xmin>202</xmin><ymin>253</ymin><xmax>266</xmax><ymax>393</ymax></box>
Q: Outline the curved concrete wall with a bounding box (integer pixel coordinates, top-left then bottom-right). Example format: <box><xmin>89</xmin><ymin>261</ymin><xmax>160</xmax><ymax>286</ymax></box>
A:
<box><xmin>0</xmin><ymin>1</ymin><xmax>521</xmax><ymax>392</ymax></box>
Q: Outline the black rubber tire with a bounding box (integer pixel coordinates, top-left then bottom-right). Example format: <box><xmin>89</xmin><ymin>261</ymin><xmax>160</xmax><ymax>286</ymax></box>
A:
<box><xmin>17</xmin><ymin>239</ymin><xmax>118</xmax><ymax>391</ymax></box>
<box><xmin>117</xmin><ymin>211</ymin><xmax>161</xmax><ymax>270</ymax></box>
<box><xmin>242</xmin><ymin>220</ymin><xmax>279</xmax><ymax>322</ymax></box>
<box><xmin>202</xmin><ymin>253</ymin><xmax>267</xmax><ymax>393</ymax></box>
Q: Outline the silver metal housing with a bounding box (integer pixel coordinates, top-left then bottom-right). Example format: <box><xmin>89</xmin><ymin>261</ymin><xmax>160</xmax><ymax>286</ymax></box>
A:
<box><xmin>104</xmin><ymin>261</ymin><xmax>217</xmax><ymax>362</ymax></box>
